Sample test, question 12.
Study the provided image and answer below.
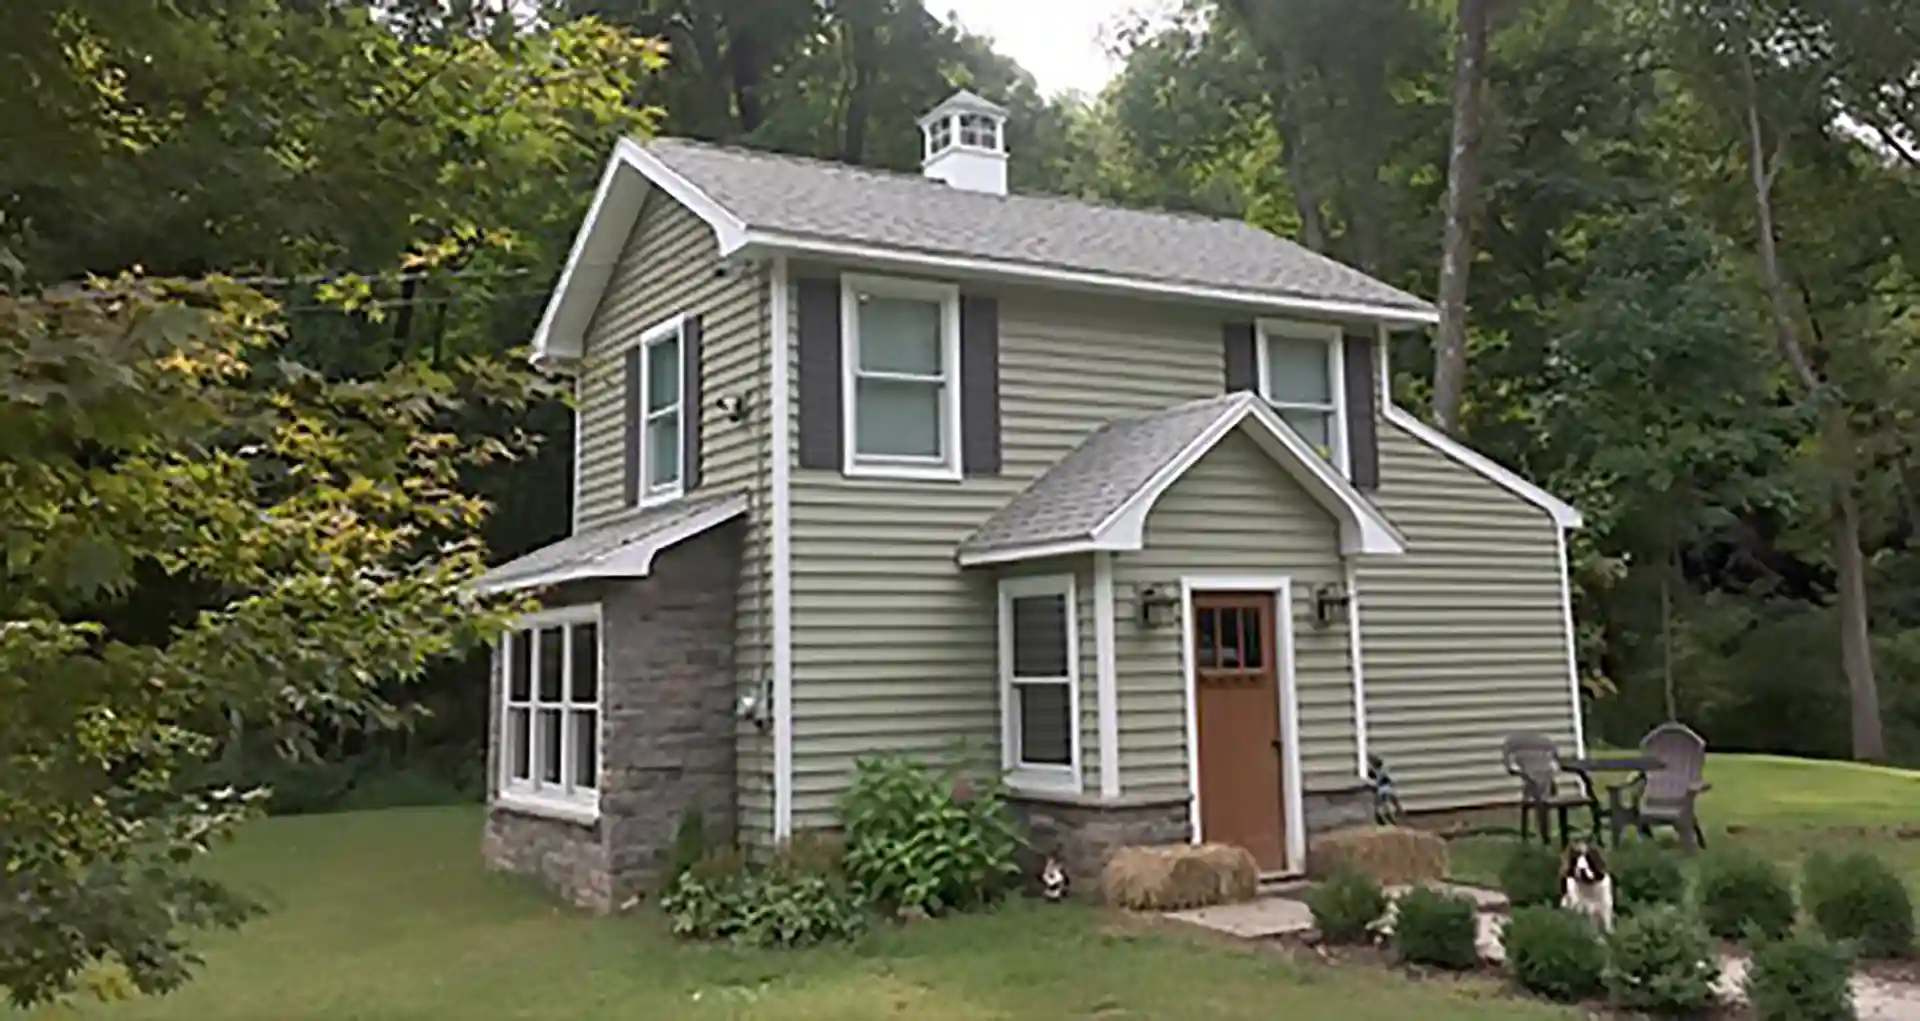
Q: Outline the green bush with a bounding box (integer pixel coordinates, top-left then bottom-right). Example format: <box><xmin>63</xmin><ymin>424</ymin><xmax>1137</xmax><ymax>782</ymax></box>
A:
<box><xmin>1744</xmin><ymin>930</ymin><xmax>1856</xmax><ymax>1021</ymax></box>
<box><xmin>1613</xmin><ymin>841</ymin><xmax>1688</xmax><ymax>918</ymax></box>
<box><xmin>1392</xmin><ymin>886</ymin><xmax>1481</xmax><ymax>970</ymax></box>
<box><xmin>1804</xmin><ymin>849</ymin><xmax>1914</xmax><ymax>959</ymax></box>
<box><xmin>658</xmin><ymin>845</ymin><xmax>867</xmax><ymax>948</ymax></box>
<box><xmin>665</xmin><ymin>808</ymin><xmax>709</xmax><ymax>886</ymax></box>
<box><xmin>1604</xmin><ymin>905</ymin><xmax>1721</xmax><ymax>1014</ymax></box>
<box><xmin>1305</xmin><ymin>868</ymin><xmax>1388</xmax><ymax>944</ymax></box>
<box><xmin>1696</xmin><ymin>846</ymin><xmax>1796</xmax><ymax>942</ymax></box>
<box><xmin>839</xmin><ymin>754</ymin><xmax>1021</xmax><ymax>916</ymax></box>
<box><xmin>1499</xmin><ymin>842</ymin><xmax>1563</xmax><ymax>909</ymax></box>
<box><xmin>1503</xmin><ymin>905</ymin><xmax>1606</xmax><ymax>1002</ymax></box>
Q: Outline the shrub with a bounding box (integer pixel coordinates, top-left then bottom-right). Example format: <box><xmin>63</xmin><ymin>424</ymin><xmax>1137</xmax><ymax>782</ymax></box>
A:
<box><xmin>1803</xmin><ymin>849</ymin><xmax>1914</xmax><ymax>959</ymax></box>
<box><xmin>1499</xmin><ymin>842</ymin><xmax>1563</xmax><ymax>909</ymax></box>
<box><xmin>1604</xmin><ymin>905</ymin><xmax>1721</xmax><ymax>1014</ymax></box>
<box><xmin>1744</xmin><ymin>930</ymin><xmax>1856</xmax><ymax>1021</ymax></box>
<box><xmin>658</xmin><ymin>845</ymin><xmax>867</xmax><ymax>948</ymax></box>
<box><xmin>1696</xmin><ymin>846</ymin><xmax>1796</xmax><ymax>943</ymax></box>
<box><xmin>839</xmin><ymin>754</ymin><xmax>1021</xmax><ymax>916</ymax></box>
<box><xmin>665</xmin><ymin>808</ymin><xmax>709</xmax><ymax>886</ymax></box>
<box><xmin>1305</xmin><ymin>868</ymin><xmax>1389</xmax><ymax>944</ymax></box>
<box><xmin>1613</xmin><ymin>841</ymin><xmax>1688</xmax><ymax>918</ymax></box>
<box><xmin>1503</xmin><ymin>905</ymin><xmax>1606</xmax><ymax>1002</ymax></box>
<box><xmin>1392</xmin><ymin>886</ymin><xmax>1481</xmax><ymax>970</ymax></box>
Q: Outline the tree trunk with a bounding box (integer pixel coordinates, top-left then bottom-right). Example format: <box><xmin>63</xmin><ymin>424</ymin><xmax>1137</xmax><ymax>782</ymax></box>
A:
<box><xmin>1833</xmin><ymin>428</ymin><xmax>1885</xmax><ymax>760</ymax></box>
<box><xmin>838</xmin><ymin>11</ymin><xmax>878</xmax><ymax>164</ymax></box>
<box><xmin>1432</xmin><ymin>0</ymin><xmax>1491</xmax><ymax>435</ymax></box>
<box><xmin>1219</xmin><ymin>0</ymin><xmax>1327</xmax><ymax>251</ymax></box>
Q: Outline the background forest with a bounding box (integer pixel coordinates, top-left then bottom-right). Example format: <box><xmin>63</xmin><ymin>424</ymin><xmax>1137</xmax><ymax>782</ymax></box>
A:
<box><xmin>7</xmin><ymin>0</ymin><xmax>1920</xmax><ymax>813</ymax></box>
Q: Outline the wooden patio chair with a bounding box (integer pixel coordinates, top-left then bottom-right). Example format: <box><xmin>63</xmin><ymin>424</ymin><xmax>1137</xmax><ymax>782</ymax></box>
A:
<box><xmin>1500</xmin><ymin>733</ymin><xmax>1601</xmax><ymax>847</ymax></box>
<box><xmin>1628</xmin><ymin>722</ymin><xmax>1711</xmax><ymax>849</ymax></box>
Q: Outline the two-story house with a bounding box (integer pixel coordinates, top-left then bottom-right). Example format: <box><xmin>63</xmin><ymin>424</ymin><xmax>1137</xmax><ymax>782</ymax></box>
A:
<box><xmin>477</xmin><ymin>90</ymin><xmax>1584</xmax><ymax>910</ymax></box>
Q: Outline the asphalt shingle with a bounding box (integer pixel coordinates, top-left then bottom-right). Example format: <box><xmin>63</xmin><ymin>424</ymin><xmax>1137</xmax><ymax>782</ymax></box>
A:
<box><xmin>477</xmin><ymin>490</ymin><xmax>743</xmax><ymax>592</ymax></box>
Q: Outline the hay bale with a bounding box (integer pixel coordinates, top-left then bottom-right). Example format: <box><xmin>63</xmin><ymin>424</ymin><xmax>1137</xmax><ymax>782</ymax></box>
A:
<box><xmin>1309</xmin><ymin>826</ymin><xmax>1448</xmax><ymax>886</ymax></box>
<box><xmin>1101</xmin><ymin>843</ymin><xmax>1259</xmax><ymax>911</ymax></box>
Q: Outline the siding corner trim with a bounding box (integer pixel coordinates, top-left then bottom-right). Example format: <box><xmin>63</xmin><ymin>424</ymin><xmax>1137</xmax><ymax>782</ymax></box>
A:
<box><xmin>770</xmin><ymin>256</ymin><xmax>795</xmax><ymax>840</ymax></box>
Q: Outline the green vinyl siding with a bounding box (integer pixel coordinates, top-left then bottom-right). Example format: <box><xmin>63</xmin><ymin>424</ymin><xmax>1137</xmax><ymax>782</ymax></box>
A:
<box><xmin>1112</xmin><ymin>430</ymin><xmax>1357</xmax><ymax>804</ymax></box>
<box><xmin>571</xmin><ymin>192</ymin><xmax>775</xmax><ymax>847</ymax></box>
<box><xmin>1356</xmin><ymin>421</ymin><xmax>1576</xmax><ymax>811</ymax></box>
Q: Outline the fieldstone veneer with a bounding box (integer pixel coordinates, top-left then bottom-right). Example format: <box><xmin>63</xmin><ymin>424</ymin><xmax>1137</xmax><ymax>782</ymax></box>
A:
<box><xmin>481</xmin><ymin>522</ymin><xmax>742</xmax><ymax>912</ymax></box>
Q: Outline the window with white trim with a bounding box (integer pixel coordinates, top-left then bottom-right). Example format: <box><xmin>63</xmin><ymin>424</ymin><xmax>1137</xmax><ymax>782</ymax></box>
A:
<box><xmin>958</xmin><ymin>113</ymin><xmax>1001</xmax><ymax>150</ymax></box>
<box><xmin>499</xmin><ymin>607</ymin><xmax>601</xmax><ymax>817</ymax></box>
<box><xmin>638</xmin><ymin>315</ymin><xmax>685</xmax><ymax>503</ymax></box>
<box><xmin>841</xmin><ymin>275</ymin><xmax>961</xmax><ymax>480</ymax></box>
<box><xmin>999</xmin><ymin>574</ymin><xmax>1079</xmax><ymax>792</ymax></box>
<box><xmin>1256</xmin><ymin>320</ymin><xmax>1345</xmax><ymax>470</ymax></box>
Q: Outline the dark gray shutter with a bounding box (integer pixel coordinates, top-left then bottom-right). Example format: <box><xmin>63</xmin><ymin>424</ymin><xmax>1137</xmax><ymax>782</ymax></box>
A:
<box><xmin>622</xmin><ymin>345</ymin><xmax>641</xmax><ymax>507</ymax></box>
<box><xmin>682</xmin><ymin>315</ymin><xmax>703</xmax><ymax>492</ymax></box>
<box><xmin>960</xmin><ymin>295</ymin><xmax>1001</xmax><ymax>476</ymax></box>
<box><xmin>1343</xmin><ymin>331</ymin><xmax>1380</xmax><ymax>490</ymax></box>
<box><xmin>797</xmin><ymin>278</ymin><xmax>843</xmax><ymax>470</ymax></box>
<box><xmin>1224</xmin><ymin>321</ymin><xmax>1258</xmax><ymax>393</ymax></box>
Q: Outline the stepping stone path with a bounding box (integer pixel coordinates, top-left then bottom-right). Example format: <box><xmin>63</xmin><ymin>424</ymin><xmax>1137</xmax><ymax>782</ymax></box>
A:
<box><xmin>1167</xmin><ymin>884</ymin><xmax>1920</xmax><ymax>1020</ymax></box>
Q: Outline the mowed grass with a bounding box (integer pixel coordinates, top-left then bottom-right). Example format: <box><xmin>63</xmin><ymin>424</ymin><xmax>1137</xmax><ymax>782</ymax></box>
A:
<box><xmin>24</xmin><ymin>806</ymin><xmax>1572</xmax><ymax>1021</ymax></box>
<box><xmin>1449</xmin><ymin>752</ymin><xmax>1920</xmax><ymax>889</ymax></box>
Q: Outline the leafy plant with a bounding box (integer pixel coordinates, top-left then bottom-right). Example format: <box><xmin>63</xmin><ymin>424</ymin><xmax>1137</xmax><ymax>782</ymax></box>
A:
<box><xmin>839</xmin><ymin>754</ymin><xmax>1021</xmax><ymax>916</ymax></box>
<box><xmin>1391</xmin><ymin>886</ymin><xmax>1481</xmax><ymax>970</ymax></box>
<box><xmin>1803</xmin><ymin>849</ymin><xmax>1914</xmax><ymax>959</ymax></box>
<box><xmin>666</xmin><ymin>809</ymin><xmax>709</xmax><ymax>886</ymax></box>
<box><xmin>1604</xmin><ymin>905</ymin><xmax>1721</xmax><ymax>1014</ymax></box>
<box><xmin>1613</xmin><ymin>840</ymin><xmax>1688</xmax><ymax>918</ymax></box>
<box><xmin>1503</xmin><ymin>905</ymin><xmax>1607</xmax><ymax>1002</ymax></box>
<box><xmin>1498</xmin><ymin>841</ymin><xmax>1563</xmax><ymax>909</ymax></box>
<box><xmin>1696</xmin><ymin>846</ymin><xmax>1796</xmax><ymax>943</ymax></box>
<box><xmin>1305</xmin><ymin>868</ymin><xmax>1389</xmax><ymax>944</ymax></box>
<box><xmin>658</xmin><ymin>845</ymin><xmax>866</xmax><ymax>948</ymax></box>
<box><xmin>1744</xmin><ymin>930</ymin><xmax>1856</xmax><ymax>1021</ymax></box>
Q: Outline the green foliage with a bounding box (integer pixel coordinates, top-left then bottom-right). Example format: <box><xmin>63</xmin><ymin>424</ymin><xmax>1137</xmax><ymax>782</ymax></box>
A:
<box><xmin>1803</xmin><ymin>849</ymin><xmax>1915</xmax><ymax>958</ymax></box>
<box><xmin>1391</xmin><ymin>886</ymin><xmax>1481</xmax><ymax>971</ymax></box>
<box><xmin>666</xmin><ymin>809</ymin><xmax>710</xmax><ymax>887</ymax></box>
<box><xmin>658</xmin><ymin>845</ymin><xmax>866</xmax><ymax>949</ymax></box>
<box><xmin>1502</xmin><ymin>905</ymin><xmax>1606</xmax><ymax>1002</ymax></box>
<box><xmin>1696</xmin><ymin>847</ymin><xmax>1797</xmax><ymax>943</ymax></box>
<box><xmin>1305</xmin><ymin>868</ymin><xmax>1389</xmax><ymax>944</ymax></box>
<box><xmin>1613</xmin><ymin>841</ymin><xmax>1689</xmax><ymax>918</ymax></box>
<box><xmin>1744</xmin><ymin>930</ymin><xmax>1857</xmax><ymax>1021</ymax></box>
<box><xmin>1604</xmin><ymin>905</ymin><xmax>1722</xmax><ymax>1014</ymax></box>
<box><xmin>1498</xmin><ymin>841</ymin><xmax>1564</xmax><ymax>909</ymax></box>
<box><xmin>838</xmin><ymin>754</ymin><xmax>1021</xmax><ymax>917</ymax></box>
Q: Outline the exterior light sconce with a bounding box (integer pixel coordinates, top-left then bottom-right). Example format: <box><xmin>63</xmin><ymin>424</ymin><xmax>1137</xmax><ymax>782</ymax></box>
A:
<box><xmin>1137</xmin><ymin>583</ymin><xmax>1180</xmax><ymax>629</ymax></box>
<box><xmin>1312</xmin><ymin>583</ymin><xmax>1352</xmax><ymax>630</ymax></box>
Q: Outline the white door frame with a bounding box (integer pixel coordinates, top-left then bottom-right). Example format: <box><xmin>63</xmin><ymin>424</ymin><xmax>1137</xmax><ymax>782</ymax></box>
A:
<box><xmin>1180</xmin><ymin>574</ymin><xmax>1307</xmax><ymax>874</ymax></box>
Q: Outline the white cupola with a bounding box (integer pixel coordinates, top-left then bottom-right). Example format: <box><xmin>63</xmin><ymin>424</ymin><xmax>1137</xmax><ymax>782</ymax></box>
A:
<box><xmin>917</xmin><ymin>89</ymin><xmax>1009</xmax><ymax>196</ymax></box>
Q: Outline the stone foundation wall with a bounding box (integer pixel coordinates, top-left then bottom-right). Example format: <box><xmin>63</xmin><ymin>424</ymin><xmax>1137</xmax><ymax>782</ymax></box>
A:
<box><xmin>482</xmin><ymin>810</ymin><xmax>612</xmax><ymax>911</ymax></box>
<box><xmin>1009</xmin><ymin>795</ymin><xmax>1193</xmax><ymax>896</ymax></box>
<box><xmin>1303</xmin><ymin>778</ymin><xmax>1376</xmax><ymax>835</ymax></box>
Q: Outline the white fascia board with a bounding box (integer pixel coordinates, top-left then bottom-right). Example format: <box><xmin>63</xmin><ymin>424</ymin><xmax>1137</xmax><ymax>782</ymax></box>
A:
<box><xmin>1382</xmin><ymin>404</ymin><xmax>1583</xmax><ymax>529</ymax></box>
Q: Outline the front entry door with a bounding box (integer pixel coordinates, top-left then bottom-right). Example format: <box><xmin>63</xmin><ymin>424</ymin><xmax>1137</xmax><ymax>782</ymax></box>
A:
<box><xmin>1193</xmin><ymin>591</ymin><xmax>1287</xmax><ymax>872</ymax></box>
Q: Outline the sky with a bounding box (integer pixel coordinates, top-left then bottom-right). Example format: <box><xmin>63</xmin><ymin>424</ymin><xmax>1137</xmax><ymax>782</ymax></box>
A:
<box><xmin>937</xmin><ymin>0</ymin><xmax>1165</xmax><ymax>97</ymax></box>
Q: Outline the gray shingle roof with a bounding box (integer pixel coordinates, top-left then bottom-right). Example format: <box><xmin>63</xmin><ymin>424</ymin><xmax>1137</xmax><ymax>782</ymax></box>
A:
<box><xmin>646</xmin><ymin>138</ymin><xmax>1432</xmax><ymax>315</ymax></box>
<box><xmin>478</xmin><ymin>490</ymin><xmax>744</xmax><ymax>593</ymax></box>
<box><xmin>959</xmin><ymin>393</ymin><xmax>1254</xmax><ymax>559</ymax></box>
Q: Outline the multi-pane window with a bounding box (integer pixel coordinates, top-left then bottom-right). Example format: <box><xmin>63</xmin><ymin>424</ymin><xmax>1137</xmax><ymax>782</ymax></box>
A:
<box><xmin>639</xmin><ymin>316</ymin><xmax>684</xmax><ymax>501</ymax></box>
<box><xmin>928</xmin><ymin>116</ymin><xmax>954</xmax><ymax>155</ymax></box>
<box><xmin>1258</xmin><ymin>322</ymin><xmax>1343</xmax><ymax>466</ymax></box>
<box><xmin>500</xmin><ymin>607</ymin><xmax>601</xmax><ymax>816</ymax></box>
<box><xmin>842</xmin><ymin>276</ymin><xmax>960</xmax><ymax>479</ymax></box>
<box><xmin>958</xmin><ymin>113</ymin><xmax>1000</xmax><ymax>150</ymax></box>
<box><xmin>999</xmin><ymin>575</ymin><xmax>1078</xmax><ymax>791</ymax></box>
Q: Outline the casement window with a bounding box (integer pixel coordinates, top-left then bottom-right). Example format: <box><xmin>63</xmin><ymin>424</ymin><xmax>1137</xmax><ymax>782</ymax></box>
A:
<box><xmin>1256</xmin><ymin>319</ymin><xmax>1347</xmax><ymax>474</ymax></box>
<box><xmin>998</xmin><ymin>574</ymin><xmax>1080</xmax><ymax>793</ymax></box>
<box><xmin>499</xmin><ymin>606</ymin><xmax>602</xmax><ymax>819</ymax></box>
<box><xmin>841</xmin><ymin>275</ymin><xmax>963</xmax><ymax>481</ymax></box>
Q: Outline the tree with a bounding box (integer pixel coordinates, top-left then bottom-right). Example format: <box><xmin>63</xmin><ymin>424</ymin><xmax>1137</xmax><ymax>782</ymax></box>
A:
<box><xmin>1432</xmin><ymin>0</ymin><xmax>1496</xmax><ymax>434</ymax></box>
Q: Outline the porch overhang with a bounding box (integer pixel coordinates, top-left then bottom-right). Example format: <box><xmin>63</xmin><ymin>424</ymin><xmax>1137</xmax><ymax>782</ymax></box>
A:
<box><xmin>476</xmin><ymin>491</ymin><xmax>747</xmax><ymax>594</ymax></box>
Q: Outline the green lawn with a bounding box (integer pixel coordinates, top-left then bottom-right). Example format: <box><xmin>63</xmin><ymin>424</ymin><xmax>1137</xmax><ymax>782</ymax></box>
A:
<box><xmin>1449</xmin><ymin>752</ymin><xmax>1920</xmax><ymax>889</ymax></box>
<box><xmin>25</xmin><ymin>807</ymin><xmax>1570</xmax><ymax>1021</ymax></box>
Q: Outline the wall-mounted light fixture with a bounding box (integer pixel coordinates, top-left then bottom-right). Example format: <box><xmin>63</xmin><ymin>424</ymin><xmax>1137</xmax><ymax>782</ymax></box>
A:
<box><xmin>1137</xmin><ymin>583</ymin><xmax>1180</xmax><ymax>629</ymax></box>
<box><xmin>1312</xmin><ymin>583</ymin><xmax>1352</xmax><ymax>630</ymax></box>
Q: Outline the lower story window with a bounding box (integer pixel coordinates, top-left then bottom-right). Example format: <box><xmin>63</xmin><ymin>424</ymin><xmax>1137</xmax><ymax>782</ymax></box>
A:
<box><xmin>500</xmin><ymin>606</ymin><xmax>602</xmax><ymax>816</ymax></box>
<box><xmin>999</xmin><ymin>574</ymin><xmax>1079</xmax><ymax>791</ymax></box>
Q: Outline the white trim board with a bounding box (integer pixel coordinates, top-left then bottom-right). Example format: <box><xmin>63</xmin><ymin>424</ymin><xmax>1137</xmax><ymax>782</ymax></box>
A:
<box><xmin>1557</xmin><ymin>528</ymin><xmax>1586</xmax><ymax>758</ymax></box>
<box><xmin>1345</xmin><ymin>559</ymin><xmax>1368</xmax><ymax>777</ymax></box>
<box><xmin>476</xmin><ymin>495</ymin><xmax>748</xmax><ymax>594</ymax></box>
<box><xmin>1093</xmin><ymin>552</ymin><xmax>1120</xmax><ymax>799</ymax></box>
<box><xmin>769</xmin><ymin>257</ymin><xmax>796</xmax><ymax>840</ymax></box>
<box><xmin>1382</xmin><ymin>404</ymin><xmax>1583</xmax><ymax>529</ymax></box>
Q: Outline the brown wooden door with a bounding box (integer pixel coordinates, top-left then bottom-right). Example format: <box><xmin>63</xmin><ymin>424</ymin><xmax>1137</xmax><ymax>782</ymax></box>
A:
<box><xmin>1193</xmin><ymin>591</ymin><xmax>1287</xmax><ymax>872</ymax></box>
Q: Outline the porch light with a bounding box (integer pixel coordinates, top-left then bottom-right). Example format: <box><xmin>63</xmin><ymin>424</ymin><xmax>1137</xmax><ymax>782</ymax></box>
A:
<box><xmin>1312</xmin><ymin>583</ymin><xmax>1351</xmax><ymax>630</ymax></box>
<box><xmin>1138</xmin><ymin>583</ymin><xmax>1179</xmax><ymax>629</ymax></box>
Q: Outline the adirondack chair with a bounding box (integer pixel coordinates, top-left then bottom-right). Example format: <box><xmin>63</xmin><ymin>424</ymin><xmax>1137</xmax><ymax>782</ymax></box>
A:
<box><xmin>1628</xmin><ymin>723</ymin><xmax>1711</xmax><ymax>849</ymax></box>
<box><xmin>1501</xmin><ymin>733</ymin><xmax>1601</xmax><ymax>847</ymax></box>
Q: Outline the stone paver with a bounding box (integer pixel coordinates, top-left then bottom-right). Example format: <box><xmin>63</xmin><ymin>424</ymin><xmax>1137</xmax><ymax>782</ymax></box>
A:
<box><xmin>1168</xmin><ymin>896</ymin><xmax>1315</xmax><ymax>938</ymax></box>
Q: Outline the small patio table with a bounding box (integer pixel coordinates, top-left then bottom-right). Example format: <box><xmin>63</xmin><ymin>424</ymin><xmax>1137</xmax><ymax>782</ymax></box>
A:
<box><xmin>1560</xmin><ymin>754</ymin><xmax>1666</xmax><ymax>847</ymax></box>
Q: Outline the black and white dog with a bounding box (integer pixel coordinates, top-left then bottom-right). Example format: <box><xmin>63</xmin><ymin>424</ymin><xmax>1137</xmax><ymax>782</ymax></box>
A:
<box><xmin>1560</xmin><ymin>840</ymin><xmax>1614</xmax><ymax>932</ymax></box>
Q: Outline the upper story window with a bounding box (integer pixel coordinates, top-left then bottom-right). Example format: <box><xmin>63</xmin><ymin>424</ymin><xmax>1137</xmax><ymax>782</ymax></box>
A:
<box><xmin>1256</xmin><ymin>319</ymin><xmax>1346</xmax><ymax>473</ymax></box>
<box><xmin>638</xmin><ymin>314</ymin><xmax>685</xmax><ymax>504</ymax></box>
<box><xmin>841</xmin><ymin>275</ymin><xmax>962</xmax><ymax>481</ymax></box>
<box><xmin>998</xmin><ymin>574</ymin><xmax>1079</xmax><ymax>793</ymax></box>
<box><xmin>499</xmin><ymin>606</ymin><xmax>602</xmax><ymax>821</ymax></box>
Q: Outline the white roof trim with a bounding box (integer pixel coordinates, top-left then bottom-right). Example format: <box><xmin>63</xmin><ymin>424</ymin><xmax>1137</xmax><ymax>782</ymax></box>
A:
<box><xmin>530</xmin><ymin>138</ymin><xmax>750</xmax><ymax>364</ymax></box>
<box><xmin>477</xmin><ymin>494</ymin><xmax>748</xmax><ymax>594</ymax></box>
<box><xmin>1383</xmin><ymin>403</ymin><xmax>1583</xmax><ymax>529</ymax></box>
